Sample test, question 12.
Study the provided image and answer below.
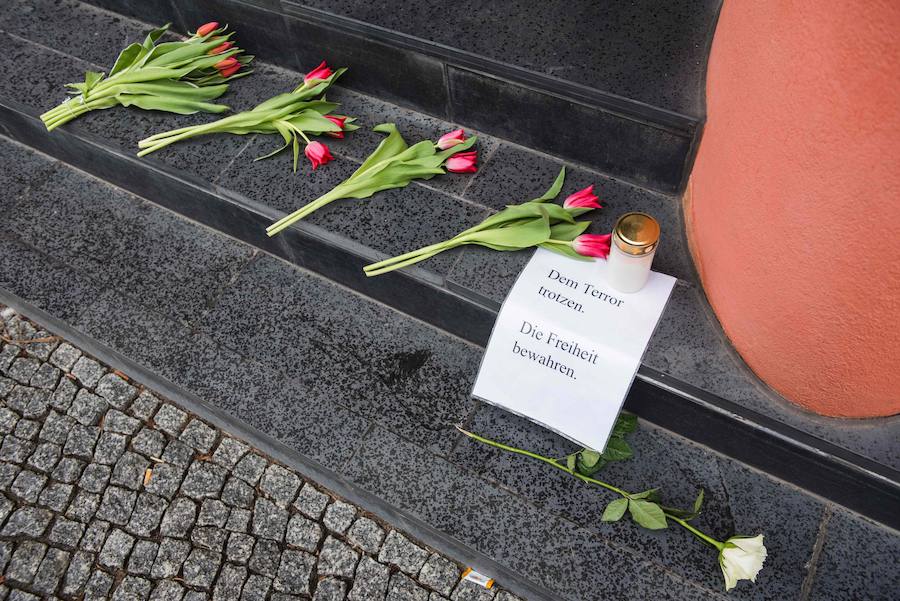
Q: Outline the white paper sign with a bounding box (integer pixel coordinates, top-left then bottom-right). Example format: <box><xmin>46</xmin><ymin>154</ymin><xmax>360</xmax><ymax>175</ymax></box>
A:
<box><xmin>472</xmin><ymin>248</ymin><xmax>676</xmax><ymax>451</ymax></box>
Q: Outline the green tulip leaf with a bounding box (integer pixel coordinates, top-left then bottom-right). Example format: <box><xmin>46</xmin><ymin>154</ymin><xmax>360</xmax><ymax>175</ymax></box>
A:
<box><xmin>548</xmin><ymin>221</ymin><xmax>591</xmax><ymax>241</ymax></box>
<box><xmin>529</xmin><ymin>166</ymin><xmax>566</xmax><ymax>202</ymax></box>
<box><xmin>540</xmin><ymin>241</ymin><xmax>591</xmax><ymax>261</ymax></box>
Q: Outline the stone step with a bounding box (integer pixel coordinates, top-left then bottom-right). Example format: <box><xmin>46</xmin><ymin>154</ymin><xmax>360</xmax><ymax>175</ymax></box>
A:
<box><xmin>72</xmin><ymin>0</ymin><xmax>721</xmax><ymax>194</ymax></box>
<box><xmin>0</xmin><ymin>0</ymin><xmax>897</xmax><ymax>531</ymax></box>
<box><xmin>4</xmin><ymin>141</ymin><xmax>897</xmax><ymax>600</ymax></box>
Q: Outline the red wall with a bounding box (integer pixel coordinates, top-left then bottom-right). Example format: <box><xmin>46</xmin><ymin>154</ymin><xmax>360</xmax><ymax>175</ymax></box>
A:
<box><xmin>687</xmin><ymin>0</ymin><xmax>900</xmax><ymax>416</ymax></box>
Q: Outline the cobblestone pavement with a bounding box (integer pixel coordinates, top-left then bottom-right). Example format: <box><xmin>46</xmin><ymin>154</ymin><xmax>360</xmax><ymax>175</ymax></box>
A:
<box><xmin>0</xmin><ymin>306</ymin><xmax>523</xmax><ymax>601</ymax></box>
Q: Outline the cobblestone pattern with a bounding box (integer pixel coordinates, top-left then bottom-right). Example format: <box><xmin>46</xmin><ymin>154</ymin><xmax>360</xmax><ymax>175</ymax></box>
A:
<box><xmin>0</xmin><ymin>307</ymin><xmax>522</xmax><ymax>601</ymax></box>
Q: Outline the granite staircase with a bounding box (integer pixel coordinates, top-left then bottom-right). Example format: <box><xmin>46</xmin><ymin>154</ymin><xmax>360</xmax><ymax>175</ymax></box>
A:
<box><xmin>0</xmin><ymin>1</ymin><xmax>898</xmax><ymax>600</ymax></box>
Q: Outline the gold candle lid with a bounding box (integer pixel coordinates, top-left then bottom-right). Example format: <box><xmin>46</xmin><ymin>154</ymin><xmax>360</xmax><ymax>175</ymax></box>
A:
<box><xmin>613</xmin><ymin>212</ymin><xmax>660</xmax><ymax>255</ymax></box>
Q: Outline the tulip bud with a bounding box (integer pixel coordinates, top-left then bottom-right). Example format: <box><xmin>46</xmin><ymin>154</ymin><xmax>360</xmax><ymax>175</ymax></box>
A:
<box><xmin>218</xmin><ymin>64</ymin><xmax>241</xmax><ymax>78</ymax></box>
<box><xmin>719</xmin><ymin>535</ymin><xmax>767</xmax><ymax>591</ymax></box>
<box><xmin>563</xmin><ymin>185</ymin><xmax>602</xmax><ymax>211</ymax></box>
<box><xmin>215</xmin><ymin>56</ymin><xmax>238</xmax><ymax>68</ymax></box>
<box><xmin>436</xmin><ymin>129</ymin><xmax>466</xmax><ymax>150</ymax></box>
<box><xmin>445</xmin><ymin>151</ymin><xmax>478</xmax><ymax>173</ymax></box>
<box><xmin>195</xmin><ymin>22</ymin><xmax>219</xmax><ymax>37</ymax></box>
<box><xmin>305</xmin><ymin>141</ymin><xmax>334</xmax><ymax>170</ymax></box>
<box><xmin>324</xmin><ymin>115</ymin><xmax>347</xmax><ymax>138</ymax></box>
<box><xmin>572</xmin><ymin>234</ymin><xmax>611</xmax><ymax>259</ymax></box>
<box><xmin>208</xmin><ymin>41</ymin><xmax>233</xmax><ymax>55</ymax></box>
<box><xmin>304</xmin><ymin>61</ymin><xmax>333</xmax><ymax>84</ymax></box>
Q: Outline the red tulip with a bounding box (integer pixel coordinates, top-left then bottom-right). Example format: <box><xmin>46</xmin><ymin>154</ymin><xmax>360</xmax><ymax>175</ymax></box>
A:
<box><xmin>196</xmin><ymin>22</ymin><xmax>219</xmax><ymax>37</ymax></box>
<box><xmin>304</xmin><ymin>61</ymin><xmax>333</xmax><ymax>84</ymax></box>
<box><xmin>436</xmin><ymin>129</ymin><xmax>466</xmax><ymax>150</ymax></box>
<box><xmin>208</xmin><ymin>41</ymin><xmax>233</xmax><ymax>55</ymax></box>
<box><xmin>445</xmin><ymin>151</ymin><xmax>478</xmax><ymax>173</ymax></box>
<box><xmin>324</xmin><ymin>115</ymin><xmax>347</xmax><ymax>138</ymax></box>
<box><xmin>214</xmin><ymin>57</ymin><xmax>239</xmax><ymax>70</ymax></box>
<box><xmin>572</xmin><ymin>234</ymin><xmax>611</xmax><ymax>259</ymax></box>
<box><xmin>305</xmin><ymin>141</ymin><xmax>334</xmax><ymax>169</ymax></box>
<box><xmin>219</xmin><ymin>64</ymin><xmax>241</xmax><ymax>78</ymax></box>
<box><xmin>563</xmin><ymin>185</ymin><xmax>603</xmax><ymax>211</ymax></box>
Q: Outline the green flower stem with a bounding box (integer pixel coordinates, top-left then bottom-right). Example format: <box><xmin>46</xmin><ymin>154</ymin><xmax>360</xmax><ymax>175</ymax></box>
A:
<box><xmin>456</xmin><ymin>426</ymin><xmax>724</xmax><ymax>549</ymax></box>
<box><xmin>266</xmin><ymin>188</ymin><xmax>347</xmax><ymax>236</ymax></box>
<box><xmin>363</xmin><ymin>247</ymin><xmax>450</xmax><ymax>277</ymax></box>
<box><xmin>136</xmin><ymin>120</ymin><xmax>233</xmax><ymax>156</ymax></box>
<box><xmin>43</xmin><ymin>98</ymin><xmax>110</xmax><ymax>130</ymax></box>
<box><xmin>363</xmin><ymin>239</ymin><xmax>460</xmax><ymax>275</ymax></box>
<box><xmin>363</xmin><ymin>226</ymin><xmax>519</xmax><ymax>276</ymax></box>
<box><xmin>670</xmin><ymin>516</ymin><xmax>724</xmax><ymax>550</ymax></box>
<box><xmin>456</xmin><ymin>426</ymin><xmax>628</xmax><ymax>497</ymax></box>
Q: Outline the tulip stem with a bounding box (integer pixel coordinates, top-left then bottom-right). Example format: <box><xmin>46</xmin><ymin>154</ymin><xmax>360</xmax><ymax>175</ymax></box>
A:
<box><xmin>362</xmin><ymin>248</ymin><xmax>448</xmax><ymax>277</ymax></box>
<box><xmin>266</xmin><ymin>189</ymin><xmax>344</xmax><ymax>236</ymax></box>
<box><xmin>363</xmin><ymin>239</ymin><xmax>459</xmax><ymax>273</ymax></box>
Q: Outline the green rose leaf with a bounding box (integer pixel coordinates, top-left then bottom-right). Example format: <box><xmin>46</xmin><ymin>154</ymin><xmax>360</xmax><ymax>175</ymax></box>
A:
<box><xmin>613</xmin><ymin>413</ymin><xmax>638</xmax><ymax>436</ymax></box>
<box><xmin>579</xmin><ymin>449</ymin><xmax>602</xmax><ymax>469</ymax></box>
<box><xmin>601</xmin><ymin>498</ymin><xmax>629</xmax><ymax>522</ymax></box>
<box><xmin>574</xmin><ymin>449</ymin><xmax>607</xmax><ymax>476</ymax></box>
<box><xmin>566</xmin><ymin>453</ymin><xmax>577</xmax><ymax>471</ymax></box>
<box><xmin>601</xmin><ymin>437</ymin><xmax>633</xmax><ymax>462</ymax></box>
<box><xmin>629</xmin><ymin>488</ymin><xmax>659</xmax><ymax>500</ymax></box>
<box><xmin>628</xmin><ymin>499</ymin><xmax>668</xmax><ymax>530</ymax></box>
<box><xmin>693</xmin><ymin>489</ymin><xmax>705</xmax><ymax>514</ymax></box>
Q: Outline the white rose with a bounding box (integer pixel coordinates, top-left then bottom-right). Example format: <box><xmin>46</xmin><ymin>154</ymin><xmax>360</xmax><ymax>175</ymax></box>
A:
<box><xmin>719</xmin><ymin>534</ymin><xmax>767</xmax><ymax>591</ymax></box>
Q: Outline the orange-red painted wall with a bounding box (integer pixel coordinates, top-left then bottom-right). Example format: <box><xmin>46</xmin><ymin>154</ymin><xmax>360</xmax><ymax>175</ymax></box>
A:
<box><xmin>687</xmin><ymin>1</ymin><xmax>900</xmax><ymax>417</ymax></box>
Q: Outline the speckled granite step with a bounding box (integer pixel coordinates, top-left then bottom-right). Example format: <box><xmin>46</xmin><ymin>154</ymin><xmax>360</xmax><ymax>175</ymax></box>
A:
<box><xmin>0</xmin><ymin>0</ymin><xmax>897</xmax><ymax>531</ymax></box>
<box><xmin>72</xmin><ymin>0</ymin><xmax>723</xmax><ymax>194</ymax></box>
<box><xmin>2</xmin><ymin>144</ymin><xmax>898</xmax><ymax>600</ymax></box>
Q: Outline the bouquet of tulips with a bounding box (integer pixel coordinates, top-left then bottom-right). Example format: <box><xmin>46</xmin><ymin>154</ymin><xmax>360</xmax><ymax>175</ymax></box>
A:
<box><xmin>41</xmin><ymin>21</ymin><xmax>251</xmax><ymax>131</ymax></box>
<box><xmin>137</xmin><ymin>61</ymin><xmax>356</xmax><ymax>170</ymax></box>
<box><xmin>266</xmin><ymin>125</ymin><xmax>479</xmax><ymax>236</ymax></box>
<box><xmin>363</xmin><ymin>166</ymin><xmax>610</xmax><ymax>276</ymax></box>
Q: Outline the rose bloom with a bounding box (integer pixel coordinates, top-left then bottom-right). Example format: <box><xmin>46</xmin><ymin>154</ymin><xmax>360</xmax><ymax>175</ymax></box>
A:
<box><xmin>719</xmin><ymin>535</ymin><xmax>767</xmax><ymax>591</ymax></box>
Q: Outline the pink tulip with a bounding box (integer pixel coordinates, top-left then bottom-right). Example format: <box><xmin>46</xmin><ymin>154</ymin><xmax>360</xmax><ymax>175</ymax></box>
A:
<box><xmin>305</xmin><ymin>141</ymin><xmax>334</xmax><ymax>170</ymax></box>
<box><xmin>304</xmin><ymin>61</ymin><xmax>333</xmax><ymax>84</ymax></box>
<box><xmin>196</xmin><ymin>22</ymin><xmax>219</xmax><ymax>37</ymax></box>
<box><xmin>445</xmin><ymin>151</ymin><xmax>478</xmax><ymax>173</ymax></box>
<box><xmin>572</xmin><ymin>234</ymin><xmax>611</xmax><ymax>259</ymax></box>
<box><xmin>436</xmin><ymin>129</ymin><xmax>466</xmax><ymax>150</ymax></box>
<box><xmin>208</xmin><ymin>41</ymin><xmax>233</xmax><ymax>55</ymax></box>
<box><xmin>563</xmin><ymin>185</ymin><xmax>603</xmax><ymax>211</ymax></box>
<box><xmin>324</xmin><ymin>115</ymin><xmax>347</xmax><ymax>139</ymax></box>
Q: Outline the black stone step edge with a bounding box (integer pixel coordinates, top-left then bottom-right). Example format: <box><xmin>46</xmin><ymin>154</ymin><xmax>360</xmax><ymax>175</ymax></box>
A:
<box><xmin>279</xmin><ymin>2</ymin><xmax>702</xmax><ymax>136</ymax></box>
<box><xmin>2</xmin><ymin>97</ymin><xmax>899</xmax><ymax>531</ymax></box>
<box><xmin>0</xmin><ymin>288</ymin><xmax>562</xmax><ymax>601</ymax></box>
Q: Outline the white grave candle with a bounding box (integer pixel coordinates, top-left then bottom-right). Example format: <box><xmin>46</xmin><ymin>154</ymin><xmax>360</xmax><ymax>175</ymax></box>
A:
<box><xmin>606</xmin><ymin>212</ymin><xmax>660</xmax><ymax>294</ymax></box>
